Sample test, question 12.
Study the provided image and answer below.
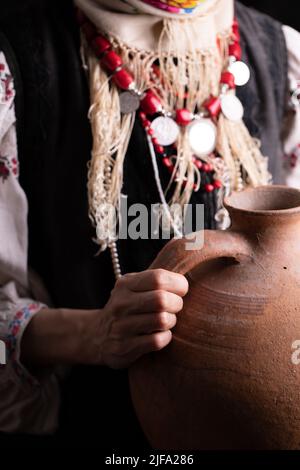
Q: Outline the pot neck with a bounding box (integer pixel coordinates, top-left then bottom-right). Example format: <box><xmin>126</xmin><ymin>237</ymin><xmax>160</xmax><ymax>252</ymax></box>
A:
<box><xmin>225</xmin><ymin>186</ymin><xmax>300</xmax><ymax>254</ymax></box>
<box><xmin>229</xmin><ymin>209</ymin><xmax>300</xmax><ymax>235</ymax></box>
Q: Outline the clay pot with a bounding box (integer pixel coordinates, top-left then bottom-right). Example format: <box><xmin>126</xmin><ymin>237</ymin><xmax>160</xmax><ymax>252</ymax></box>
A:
<box><xmin>129</xmin><ymin>186</ymin><xmax>300</xmax><ymax>450</ymax></box>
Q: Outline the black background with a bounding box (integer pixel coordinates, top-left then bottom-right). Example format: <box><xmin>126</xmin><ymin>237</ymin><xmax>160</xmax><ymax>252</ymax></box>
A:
<box><xmin>242</xmin><ymin>0</ymin><xmax>300</xmax><ymax>30</ymax></box>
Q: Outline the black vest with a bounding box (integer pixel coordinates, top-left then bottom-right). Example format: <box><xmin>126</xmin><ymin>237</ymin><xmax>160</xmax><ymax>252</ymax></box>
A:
<box><xmin>0</xmin><ymin>1</ymin><xmax>288</xmax><ymax>447</ymax></box>
<box><xmin>0</xmin><ymin>1</ymin><xmax>288</xmax><ymax>310</ymax></box>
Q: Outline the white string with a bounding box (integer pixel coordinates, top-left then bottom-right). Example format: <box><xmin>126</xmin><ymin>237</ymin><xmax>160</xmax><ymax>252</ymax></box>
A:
<box><xmin>147</xmin><ymin>134</ymin><xmax>183</xmax><ymax>239</ymax></box>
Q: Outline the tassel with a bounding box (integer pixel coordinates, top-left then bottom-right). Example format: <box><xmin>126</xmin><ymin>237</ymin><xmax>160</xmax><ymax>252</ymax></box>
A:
<box><xmin>84</xmin><ymin>17</ymin><xmax>270</xmax><ymax>249</ymax></box>
<box><xmin>216</xmin><ymin>114</ymin><xmax>271</xmax><ymax>191</ymax></box>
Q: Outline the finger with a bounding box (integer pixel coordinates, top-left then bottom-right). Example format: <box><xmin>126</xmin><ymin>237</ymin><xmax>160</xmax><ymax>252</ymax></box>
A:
<box><xmin>124</xmin><ymin>290</ymin><xmax>184</xmax><ymax>315</ymax></box>
<box><xmin>130</xmin><ymin>330</ymin><xmax>173</xmax><ymax>361</ymax></box>
<box><xmin>121</xmin><ymin>269</ymin><xmax>189</xmax><ymax>297</ymax></box>
<box><xmin>115</xmin><ymin>312</ymin><xmax>177</xmax><ymax>336</ymax></box>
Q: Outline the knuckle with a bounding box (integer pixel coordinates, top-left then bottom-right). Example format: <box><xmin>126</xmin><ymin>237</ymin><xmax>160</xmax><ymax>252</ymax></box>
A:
<box><xmin>151</xmin><ymin>269</ymin><xmax>167</xmax><ymax>289</ymax></box>
<box><xmin>157</xmin><ymin>312</ymin><xmax>171</xmax><ymax>330</ymax></box>
<box><xmin>154</xmin><ymin>290</ymin><xmax>168</xmax><ymax>311</ymax></box>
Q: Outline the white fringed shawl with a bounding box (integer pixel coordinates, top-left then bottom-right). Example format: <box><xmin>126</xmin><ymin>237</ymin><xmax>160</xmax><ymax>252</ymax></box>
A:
<box><xmin>75</xmin><ymin>0</ymin><xmax>270</xmax><ymax>249</ymax></box>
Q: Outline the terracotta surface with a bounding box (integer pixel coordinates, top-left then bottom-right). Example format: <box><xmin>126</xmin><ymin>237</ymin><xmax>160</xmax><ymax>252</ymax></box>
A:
<box><xmin>129</xmin><ymin>186</ymin><xmax>300</xmax><ymax>450</ymax></box>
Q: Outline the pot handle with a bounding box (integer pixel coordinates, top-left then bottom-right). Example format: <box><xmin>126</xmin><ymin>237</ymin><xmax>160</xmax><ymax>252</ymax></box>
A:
<box><xmin>150</xmin><ymin>230</ymin><xmax>253</xmax><ymax>276</ymax></box>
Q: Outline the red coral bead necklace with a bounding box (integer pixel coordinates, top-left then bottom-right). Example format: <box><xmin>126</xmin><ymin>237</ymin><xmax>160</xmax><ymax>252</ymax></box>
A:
<box><xmin>78</xmin><ymin>11</ymin><xmax>250</xmax><ymax>194</ymax></box>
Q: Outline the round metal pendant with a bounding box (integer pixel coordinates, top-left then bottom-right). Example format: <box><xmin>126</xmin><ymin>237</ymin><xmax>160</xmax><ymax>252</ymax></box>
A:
<box><xmin>228</xmin><ymin>61</ymin><xmax>251</xmax><ymax>87</ymax></box>
<box><xmin>188</xmin><ymin>118</ymin><xmax>217</xmax><ymax>157</ymax></box>
<box><xmin>119</xmin><ymin>91</ymin><xmax>140</xmax><ymax>114</ymax></box>
<box><xmin>151</xmin><ymin>116</ymin><xmax>180</xmax><ymax>146</ymax></box>
<box><xmin>221</xmin><ymin>94</ymin><xmax>244</xmax><ymax>122</ymax></box>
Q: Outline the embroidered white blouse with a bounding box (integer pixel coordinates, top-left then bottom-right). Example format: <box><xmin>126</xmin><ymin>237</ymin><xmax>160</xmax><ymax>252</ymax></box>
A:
<box><xmin>0</xmin><ymin>25</ymin><xmax>300</xmax><ymax>435</ymax></box>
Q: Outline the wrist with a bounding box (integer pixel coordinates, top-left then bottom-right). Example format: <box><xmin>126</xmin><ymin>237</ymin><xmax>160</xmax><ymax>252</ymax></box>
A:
<box><xmin>72</xmin><ymin>308</ymin><xmax>105</xmax><ymax>365</ymax></box>
<box><xmin>21</xmin><ymin>307</ymin><xmax>103</xmax><ymax>366</ymax></box>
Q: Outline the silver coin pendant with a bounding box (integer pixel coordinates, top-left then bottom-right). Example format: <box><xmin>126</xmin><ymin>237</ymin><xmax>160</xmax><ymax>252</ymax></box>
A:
<box><xmin>188</xmin><ymin>118</ymin><xmax>217</xmax><ymax>157</ymax></box>
<box><xmin>228</xmin><ymin>61</ymin><xmax>251</xmax><ymax>87</ymax></box>
<box><xmin>151</xmin><ymin>116</ymin><xmax>180</xmax><ymax>146</ymax></box>
<box><xmin>120</xmin><ymin>91</ymin><xmax>140</xmax><ymax>114</ymax></box>
<box><xmin>221</xmin><ymin>94</ymin><xmax>244</xmax><ymax>122</ymax></box>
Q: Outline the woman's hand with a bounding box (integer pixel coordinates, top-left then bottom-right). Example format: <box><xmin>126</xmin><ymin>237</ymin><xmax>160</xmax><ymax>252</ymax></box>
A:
<box><xmin>90</xmin><ymin>269</ymin><xmax>189</xmax><ymax>369</ymax></box>
<box><xmin>21</xmin><ymin>269</ymin><xmax>188</xmax><ymax>369</ymax></box>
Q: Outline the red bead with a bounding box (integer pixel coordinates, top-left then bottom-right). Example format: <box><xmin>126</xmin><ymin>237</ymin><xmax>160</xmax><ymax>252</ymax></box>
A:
<box><xmin>154</xmin><ymin>144</ymin><xmax>164</xmax><ymax>154</ymax></box>
<box><xmin>152</xmin><ymin>137</ymin><xmax>159</xmax><ymax>145</ymax></box>
<box><xmin>220</xmin><ymin>71</ymin><xmax>236</xmax><ymax>89</ymax></box>
<box><xmin>232</xmin><ymin>22</ymin><xmax>239</xmax><ymax>32</ymax></box>
<box><xmin>229</xmin><ymin>42</ymin><xmax>242</xmax><ymax>61</ymax></box>
<box><xmin>82</xmin><ymin>22</ymin><xmax>97</xmax><ymax>42</ymax></box>
<box><xmin>202</xmin><ymin>163</ymin><xmax>213</xmax><ymax>172</ymax></box>
<box><xmin>214</xmin><ymin>179</ymin><xmax>222</xmax><ymax>189</ymax></box>
<box><xmin>139</xmin><ymin>112</ymin><xmax>147</xmax><ymax>121</ymax></box>
<box><xmin>92</xmin><ymin>36</ymin><xmax>111</xmax><ymax>57</ymax></box>
<box><xmin>233</xmin><ymin>18</ymin><xmax>239</xmax><ymax>29</ymax></box>
<box><xmin>140</xmin><ymin>91</ymin><xmax>163</xmax><ymax>115</ymax></box>
<box><xmin>232</xmin><ymin>31</ymin><xmax>240</xmax><ymax>43</ymax></box>
<box><xmin>204</xmin><ymin>96</ymin><xmax>221</xmax><ymax>118</ymax></box>
<box><xmin>142</xmin><ymin>119</ymin><xmax>151</xmax><ymax>129</ymax></box>
<box><xmin>101</xmin><ymin>50</ymin><xmax>123</xmax><ymax>72</ymax></box>
<box><xmin>195</xmin><ymin>160</ymin><xmax>203</xmax><ymax>170</ymax></box>
<box><xmin>176</xmin><ymin>109</ymin><xmax>193</xmax><ymax>126</ymax></box>
<box><xmin>113</xmin><ymin>69</ymin><xmax>135</xmax><ymax>90</ymax></box>
<box><xmin>162</xmin><ymin>157</ymin><xmax>173</xmax><ymax>169</ymax></box>
<box><xmin>204</xmin><ymin>184</ymin><xmax>215</xmax><ymax>193</ymax></box>
<box><xmin>147</xmin><ymin>128</ymin><xmax>155</xmax><ymax>136</ymax></box>
<box><xmin>232</xmin><ymin>24</ymin><xmax>240</xmax><ymax>42</ymax></box>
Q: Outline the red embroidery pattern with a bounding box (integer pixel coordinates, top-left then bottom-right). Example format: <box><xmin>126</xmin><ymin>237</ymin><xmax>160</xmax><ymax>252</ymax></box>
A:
<box><xmin>284</xmin><ymin>143</ymin><xmax>300</xmax><ymax>170</ymax></box>
<box><xmin>5</xmin><ymin>303</ymin><xmax>42</xmax><ymax>386</ymax></box>
<box><xmin>0</xmin><ymin>62</ymin><xmax>14</xmax><ymax>104</ymax></box>
<box><xmin>0</xmin><ymin>155</ymin><xmax>18</xmax><ymax>182</ymax></box>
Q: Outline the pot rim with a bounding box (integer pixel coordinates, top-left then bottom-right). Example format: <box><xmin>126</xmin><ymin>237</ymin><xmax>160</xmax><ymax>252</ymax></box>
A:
<box><xmin>224</xmin><ymin>185</ymin><xmax>300</xmax><ymax>217</ymax></box>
